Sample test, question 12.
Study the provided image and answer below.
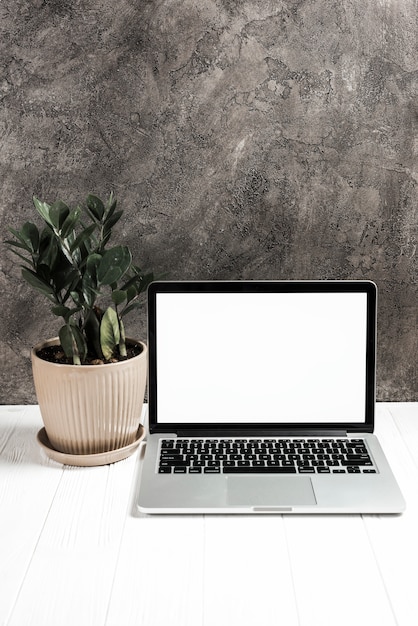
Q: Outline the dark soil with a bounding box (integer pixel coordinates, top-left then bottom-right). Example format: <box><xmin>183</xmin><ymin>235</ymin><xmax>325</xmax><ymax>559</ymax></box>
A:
<box><xmin>36</xmin><ymin>341</ymin><xmax>143</xmax><ymax>365</ymax></box>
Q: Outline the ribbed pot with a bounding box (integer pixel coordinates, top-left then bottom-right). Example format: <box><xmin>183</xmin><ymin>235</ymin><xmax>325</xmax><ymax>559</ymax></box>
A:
<box><xmin>31</xmin><ymin>338</ymin><xmax>147</xmax><ymax>455</ymax></box>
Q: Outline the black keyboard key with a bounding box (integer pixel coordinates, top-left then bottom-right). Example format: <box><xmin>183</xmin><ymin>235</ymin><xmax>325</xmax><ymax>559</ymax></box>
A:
<box><xmin>160</xmin><ymin>460</ymin><xmax>189</xmax><ymax>468</ymax></box>
<box><xmin>341</xmin><ymin>459</ymin><xmax>372</xmax><ymax>466</ymax></box>
<box><xmin>223</xmin><ymin>466</ymin><xmax>297</xmax><ymax>474</ymax></box>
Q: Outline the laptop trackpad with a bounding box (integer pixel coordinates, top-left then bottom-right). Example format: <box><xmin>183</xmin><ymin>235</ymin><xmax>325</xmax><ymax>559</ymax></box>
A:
<box><xmin>227</xmin><ymin>476</ymin><xmax>316</xmax><ymax>507</ymax></box>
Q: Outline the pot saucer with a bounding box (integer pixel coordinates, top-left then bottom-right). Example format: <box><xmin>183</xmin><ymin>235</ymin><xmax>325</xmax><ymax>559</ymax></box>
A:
<box><xmin>37</xmin><ymin>425</ymin><xmax>145</xmax><ymax>467</ymax></box>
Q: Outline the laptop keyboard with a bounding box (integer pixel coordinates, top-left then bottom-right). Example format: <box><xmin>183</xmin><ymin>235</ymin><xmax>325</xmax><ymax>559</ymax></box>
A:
<box><xmin>158</xmin><ymin>438</ymin><xmax>377</xmax><ymax>475</ymax></box>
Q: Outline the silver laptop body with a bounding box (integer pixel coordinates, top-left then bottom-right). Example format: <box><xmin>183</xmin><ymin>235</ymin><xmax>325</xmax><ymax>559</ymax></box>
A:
<box><xmin>137</xmin><ymin>280</ymin><xmax>405</xmax><ymax>514</ymax></box>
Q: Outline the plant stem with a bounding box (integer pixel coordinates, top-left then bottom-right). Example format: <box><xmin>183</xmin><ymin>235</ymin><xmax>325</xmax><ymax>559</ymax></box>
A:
<box><xmin>118</xmin><ymin>315</ymin><xmax>127</xmax><ymax>357</ymax></box>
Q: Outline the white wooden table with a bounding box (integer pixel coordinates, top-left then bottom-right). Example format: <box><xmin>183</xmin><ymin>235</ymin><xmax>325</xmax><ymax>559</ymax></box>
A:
<box><xmin>1</xmin><ymin>402</ymin><xmax>417</xmax><ymax>626</ymax></box>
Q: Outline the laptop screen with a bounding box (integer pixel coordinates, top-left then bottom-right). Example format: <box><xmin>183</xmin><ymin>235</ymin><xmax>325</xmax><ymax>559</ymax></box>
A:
<box><xmin>148</xmin><ymin>281</ymin><xmax>376</xmax><ymax>433</ymax></box>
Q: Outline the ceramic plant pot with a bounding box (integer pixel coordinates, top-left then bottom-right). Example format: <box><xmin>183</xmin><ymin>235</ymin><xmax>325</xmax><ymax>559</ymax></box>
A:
<box><xmin>31</xmin><ymin>337</ymin><xmax>147</xmax><ymax>457</ymax></box>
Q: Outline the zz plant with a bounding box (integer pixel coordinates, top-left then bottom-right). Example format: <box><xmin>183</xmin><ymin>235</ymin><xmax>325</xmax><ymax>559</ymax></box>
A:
<box><xmin>6</xmin><ymin>194</ymin><xmax>153</xmax><ymax>365</ymax></box>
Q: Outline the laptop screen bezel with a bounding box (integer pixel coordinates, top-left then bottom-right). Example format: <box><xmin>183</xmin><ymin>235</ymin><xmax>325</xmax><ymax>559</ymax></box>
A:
<box><xmin>147</xmin><ymin>280</ymin><xmax>376</xmax><ymax>435</ymax></box>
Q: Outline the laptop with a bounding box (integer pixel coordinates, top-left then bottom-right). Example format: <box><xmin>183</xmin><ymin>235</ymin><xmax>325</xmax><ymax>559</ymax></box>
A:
<box><xmin>136</xmin><ymin>280</ymin><xmax>405</xmax><ymax>514</ymax></box>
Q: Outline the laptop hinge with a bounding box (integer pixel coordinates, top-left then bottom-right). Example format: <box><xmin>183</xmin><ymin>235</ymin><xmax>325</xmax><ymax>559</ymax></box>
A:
<box><xmin>175</xmin><ymin>428</ymin><xmax>348</xmax><ymax>437</ymax></box>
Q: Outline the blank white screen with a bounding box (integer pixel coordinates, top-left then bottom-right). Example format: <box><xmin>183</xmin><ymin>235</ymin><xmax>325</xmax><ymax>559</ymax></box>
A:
<box><xmin>156</xmin><ymin>292</ymin><xmax>368</xmax><ymax>424</ymax></box>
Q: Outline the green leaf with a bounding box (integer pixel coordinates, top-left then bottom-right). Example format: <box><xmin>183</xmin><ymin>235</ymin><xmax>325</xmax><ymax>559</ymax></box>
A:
<box><xmin>5</xmin><ymin>236</ymin><xmax>29</xmax><ymax>252</ymax></box>
<box><xmin>51</xmin><ymin>305</ymin><xmax>72</xmax><ymax>320</ymax></box>
<box><xmin>70</xmin><ymin>290</ymin><xmax>82</xmax><ymax>307</ymax></box>
<box><xmin>60</xmin><ymin>207</ymin><xmax>81</xmax><ymax>239</ymax></box>
<box><xmin>97</xmin><ymin>246</ymin><xmax>132</xmax><ymax>285</ymax></box>
<box><xmin>104</xmin><ymin>193</ymin><xmax>117</xmax><ymax>219</ymax></box>
<box><xmin>33</xmin><ymin>197</ymin><xmax>52</xmax><ymax>226</ymax></box>
<box><xmin>59</xmin><ymin>324</ymin><xmax>87</xmax><ymax>365</ymax></box>
<box><xmin>103</xmin><ymin>210</ymin><xmax>123</xmax><ymax>234</ymax></box>
<box><xmin>38</xmin><ymin>228</ymin><xmax>57</xmax><ymax>266</ymax></box>
<box><xmin>139</xmin><ymin>271</ymin><xmax>154</xmax><ymax>293</ymax></box>
<box><xmin>53</xmin><ymin>267</ymin><xmax>79</xmax><ymax>294</ymax></box>
<box><xmin>21</xmin><ymin>222</ymin><xmax>40</xmax><ymax>252</ymax></box>
<box><xmin>86</xmin><ymin>195</ymin><xmax>105</xmax><ymax>221</ymax></box>
<box><xmin>111</xmin><ymin>289</ymin><xmax>127</xmax><ymax>306</ymax></box>
<box><xmin>119</xmin><ymin>317</ymin><xmax>127</xmax><ymax>357</ymax></box>
<box><xmin>59</xmin><ymin>325</ymin><xmax>73</xmax><ymax>358</ymax></box>
<box><xmin>85</xmin><ymin>253</ymin><xmax>102</xmax><ymax>277</ymax></box>
<box><xmin>100</xmin><ymin>307</ymin><xmax>120</xmax><ymax>360</ymax></box>
<box><xmin>120</xmin><ymin>301</ymin><xmax>141</xmax><ymax>317</ymax></box>
<box><xmin>21</xmin><ymin>267</ymin><xmax>55</xmax><ymax>299</ymax></box>
<box><xmin>6</xmin><ymin>247</ymin><xmax>32</xmax><ymax>266</ymax></box>
<box><xmin>61</xmin><ymin>276</ymin><xmax>81</xmax><ymax>307</ymax></box>
<box><xmin>126</xmin><ymin>284</ymin><xmax>138</xmax><ymax>303</ymax></box>
<box><xmin>121</xmin><ymin>268</ymin><xmax>153</xmax><ymax>291</ymax></box>
<box><xmin>69</xmin><ymin>223</ymin><xmax>97</xmax><ymax>254</ymax></box>
<box><xmin>7</xmin><ymin>224</ymin><xmax>37</xmax><ymax>254</ymax></box>
<box><xmin>82</xmin><ymin>253</ymin><xmax>101</xmax><ymax>306</ymax></box>
<box><xmin>84</xmin><ymin>308</ymin><xmax>103</xmax><ymax>359</ymax></box>
<box><xmin>49</xmin><ymin>201</ymin><xmax>70</xmax><ymax>230</ymax></box>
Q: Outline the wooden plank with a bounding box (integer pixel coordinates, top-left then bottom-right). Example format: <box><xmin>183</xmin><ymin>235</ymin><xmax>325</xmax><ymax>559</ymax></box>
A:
<box><xmin>362</xmin><ymin>403</ymin><xmax>418</xmax><ymax>626</ymax></box>
<box><xmin>105</xmin><ymin>515</ymin><xmax>205</xmax><ymax>625</ymax></box>
<box><xmin>283</xmin><ymin>513</ymin><xmax>397</xmax><ymax>626</ymax></box>
<box><xmin>202</xmin><ymin>515</ymin><xmax>299</xmax><ymax>626</ymax></box>
<box><xmin>0</xmin><ymin>406</ymin><xmax>64</xmax><ymax>623</ymax></box>
<box><xmin>7</xmin><ymin>451</ymin><xmax>137</xmax><ymax>626</ymax></box>
<box><xmin>0</xmin><ymin>405</ymin><xmax>23</xmax><ymax>453</ymax></box>
<box><xmin>4</xmin><ymin>405</ymin><xmax>146</xmax><ymax>626</ymax></box>
<box><xmin>384</xmin><ymin>402</ymin><xmax>418</xmax><ymax>471</ymax></box>
<box><xmin>105</xmin><ymin>448</ymin><xmax>205</xmax><ymax>626</ymax></box>
<box><xmin>373</xmin><ymin>403</ymin><xmax>415</xmax><ymax>499</ymax></box>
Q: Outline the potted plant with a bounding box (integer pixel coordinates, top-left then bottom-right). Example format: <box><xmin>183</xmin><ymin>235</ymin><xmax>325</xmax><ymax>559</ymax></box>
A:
<box><xmin>6</xmin><ymin>193</ymin><xmax>153</xmax><ymax>465</ymax></box>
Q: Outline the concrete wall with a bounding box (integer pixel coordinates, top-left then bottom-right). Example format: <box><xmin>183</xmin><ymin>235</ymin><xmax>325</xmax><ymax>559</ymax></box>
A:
<box><xmin>0</xmin><ymin>0</ymin><xmax>417</xmax><ymax>403</ymax></box>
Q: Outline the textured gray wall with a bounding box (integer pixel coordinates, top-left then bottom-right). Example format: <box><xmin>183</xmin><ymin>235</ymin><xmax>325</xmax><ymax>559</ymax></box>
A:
<box><xmin>0</xmin><ymin>0</ymin><xmax>417</xmax><ymax>403</ymax></box>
